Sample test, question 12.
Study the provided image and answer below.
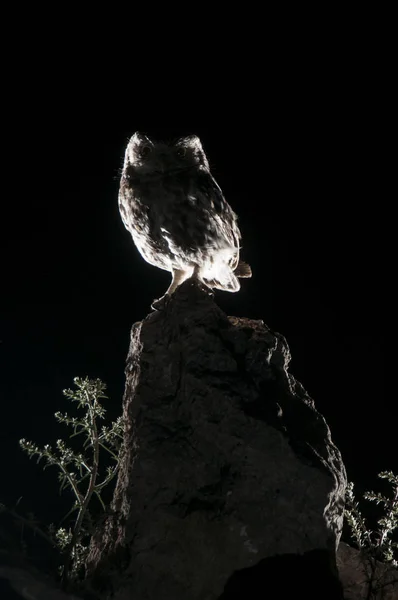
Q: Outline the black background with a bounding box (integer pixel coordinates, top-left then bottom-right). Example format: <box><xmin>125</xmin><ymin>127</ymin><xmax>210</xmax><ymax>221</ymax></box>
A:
<box><xmin>0</xmin><ymin>29</ymin><xmax>393</xmax><ymax>552</ymax></box>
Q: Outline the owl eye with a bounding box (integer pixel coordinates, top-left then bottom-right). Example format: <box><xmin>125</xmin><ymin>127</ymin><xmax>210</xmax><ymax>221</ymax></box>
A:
<box><xmin>139</xmin><ymin>145</ymin><xmax>152</xmax><ymax>158</ymax></box>
<box><xmin>176</xmin><ymin>147</ymin><xmax>186</xmax><ymax>158</ymax></box>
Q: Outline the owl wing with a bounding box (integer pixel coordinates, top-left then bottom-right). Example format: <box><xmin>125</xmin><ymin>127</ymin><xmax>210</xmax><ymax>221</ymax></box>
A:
<box><xmin>197</xmin><ymin>171</ymin><xmax>241</xmax><ymax>268</ymax></box>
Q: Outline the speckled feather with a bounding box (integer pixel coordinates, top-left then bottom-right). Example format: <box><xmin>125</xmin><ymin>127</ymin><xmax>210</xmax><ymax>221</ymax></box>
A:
<box><xmin>118</xmin><ymin>133</ymin><xmax>251</xmax><ymax>294</ymax></box>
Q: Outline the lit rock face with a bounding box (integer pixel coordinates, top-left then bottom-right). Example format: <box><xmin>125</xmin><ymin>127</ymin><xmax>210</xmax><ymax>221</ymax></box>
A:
<box><xmin>86</xmin><ymin>280</ymin><xmax>347</xmax><ymax>600</ymax></box>
<box><xmin>337</xmin><ymin>542</ymin><xmax>398</xmax><ymax>600</ymax></box>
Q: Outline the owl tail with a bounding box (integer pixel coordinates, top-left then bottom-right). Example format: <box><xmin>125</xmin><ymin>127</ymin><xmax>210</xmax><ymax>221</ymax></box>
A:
<box><xmin>202</xmin><ymin>260</ymin><xmax>251</xmax><ymax>293</ymax></box>
<box><xmin>206</xmin><ymin>270</ymin><xmax>241</xmax><ymax>292</ymax></box>
<box><xmin>234</xmin><ymin>260</ymin><xmax>252</xmax><ymax>278</ymax></box>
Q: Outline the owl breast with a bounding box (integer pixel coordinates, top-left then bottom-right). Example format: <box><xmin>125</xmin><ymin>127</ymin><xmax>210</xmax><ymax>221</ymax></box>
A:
<box><xmin>119</xmin><ymin>168</ymin><xmax>239</xmax><ymax>274</ymax></box>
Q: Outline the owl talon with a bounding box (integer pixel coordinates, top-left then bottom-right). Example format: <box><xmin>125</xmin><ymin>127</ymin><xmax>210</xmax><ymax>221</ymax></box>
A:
<box><xmin>151</xmin><ymin>294</ymin><xmax>169</xmax><ymax>311</ymax></box>
<box><xmin>199</xmin><ymin>282</ymin><xmax>214</xmax><ymax>297</ymax></box>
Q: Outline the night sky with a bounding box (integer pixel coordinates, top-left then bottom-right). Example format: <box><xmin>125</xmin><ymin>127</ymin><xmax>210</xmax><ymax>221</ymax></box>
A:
<box><xmin>1</xmin><ymin>62</ymin><xmax>393</xmax><ymax>555</ymax></box>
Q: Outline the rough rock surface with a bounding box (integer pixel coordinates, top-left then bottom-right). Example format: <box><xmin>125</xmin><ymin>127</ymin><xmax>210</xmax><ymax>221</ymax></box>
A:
<box><xmin>86</xmin><ymin>280</ymin><xmax>347</xmax><ymax>599</ymax></box>
<box><xmin>337</xmin><ymin>542</ymin><xmax>398</xmax><ymax>599</ymax></box>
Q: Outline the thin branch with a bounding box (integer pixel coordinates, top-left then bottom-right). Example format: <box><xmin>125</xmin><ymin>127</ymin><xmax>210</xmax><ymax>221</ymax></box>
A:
<box><xmin>1</xmin><ymin>506</ymin><xmax>57</xmax><ymax>549</ymax></box>
<box><xmin>98</xmin><ymin>440</ymin><xmax>119</xmax><ymax>460</ymax></box>
<box><xmin>62</xmin><ymin>388</ymin><xmax>100</xmax><ymax>585</ymax></box>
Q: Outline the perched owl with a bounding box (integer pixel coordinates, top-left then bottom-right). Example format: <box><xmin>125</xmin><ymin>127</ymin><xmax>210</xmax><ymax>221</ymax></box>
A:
<box><xmin>118</xmin><ymin>132</ymin><xmax>251</xmax><ymax>308</ymax></box>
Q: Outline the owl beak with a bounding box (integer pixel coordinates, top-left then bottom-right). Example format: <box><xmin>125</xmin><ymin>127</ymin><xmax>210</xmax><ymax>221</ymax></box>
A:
<box><xmin>158</xmin><ymin>153</ymin><xmax>169</xmax><ymax>173</ymax></box>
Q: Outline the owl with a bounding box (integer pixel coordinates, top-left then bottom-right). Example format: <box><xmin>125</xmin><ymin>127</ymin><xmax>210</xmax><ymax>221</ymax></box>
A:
<box><xmin>118</xmin><ymin>132</ymin><xmax>251</xmax><ymax>308</ymax></box>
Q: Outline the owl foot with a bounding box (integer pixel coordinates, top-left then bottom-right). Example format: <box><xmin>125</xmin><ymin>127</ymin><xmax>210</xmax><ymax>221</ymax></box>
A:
<box><xmin>151</xmin><ymin>294</ymin><xmax>170</xmax><ymax>311</ymax></box>
<box><xmin>197</xmin><ymin>281</ymin><xmax>214</xmax><ymax>297</ymax></box>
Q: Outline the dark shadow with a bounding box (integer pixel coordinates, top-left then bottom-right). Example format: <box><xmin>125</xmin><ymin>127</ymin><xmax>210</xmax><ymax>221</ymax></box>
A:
<box><xmin>218</xmin><ymin>549</ymin><xmax>344</xmax><ymax>600</ymax></box>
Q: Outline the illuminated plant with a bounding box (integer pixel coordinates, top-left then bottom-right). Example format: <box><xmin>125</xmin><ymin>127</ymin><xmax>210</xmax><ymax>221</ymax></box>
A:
<box><xmin>19</xmin><ymin>377</ymin><xmax>123</xmax><ymax>583</ymax></box>
<box><xmin>345</xmin><ymin>471</ymin><xmax>397</xmax><ymax>567</ymax></box>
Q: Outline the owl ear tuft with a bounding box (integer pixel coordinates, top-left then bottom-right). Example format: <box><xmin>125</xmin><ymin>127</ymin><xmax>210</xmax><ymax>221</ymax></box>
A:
<box><xmin>178</xmin><ymin>135</ymin><xmax>203</xmax><ymax>151</ymax></box>
<box><xmin>130</xmin><ymin>132</ymin><xmax>153</xmax><ymax>147</ymax></box>
<box><xmin>125</xmin><ymin>132</ymin><xmax>153</xmax><ymax>166</ymax></box>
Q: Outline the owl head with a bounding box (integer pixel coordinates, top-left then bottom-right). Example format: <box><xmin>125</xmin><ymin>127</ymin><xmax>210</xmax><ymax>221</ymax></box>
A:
<box><xmin>125</xmin><ymin>132</ymin><xmax>209</xmax><ymax>174</ymax></box>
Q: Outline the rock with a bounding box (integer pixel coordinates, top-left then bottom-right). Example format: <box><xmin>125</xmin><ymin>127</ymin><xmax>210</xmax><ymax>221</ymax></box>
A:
<box><xmin>0</xmin><ymin>565</ymin><xmax>85</xmax><ymax>600</ymax></box>
<box><xmin>86</xmin><ymin>280</ymin><xmax>347</xmax><ymax>599</ymax></box>
<box><xmin>337</xmin><ymin>542</ymin><xmax>398</xmax><ymax>600</ymax></box>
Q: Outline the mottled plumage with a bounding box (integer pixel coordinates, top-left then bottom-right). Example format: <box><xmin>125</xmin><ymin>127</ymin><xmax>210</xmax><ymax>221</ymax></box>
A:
<box><xmin>118</xmin><ymin>132</ymin><xmax>251</xmax><ymax>307</ymax></box>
